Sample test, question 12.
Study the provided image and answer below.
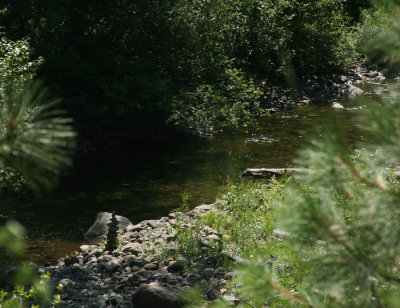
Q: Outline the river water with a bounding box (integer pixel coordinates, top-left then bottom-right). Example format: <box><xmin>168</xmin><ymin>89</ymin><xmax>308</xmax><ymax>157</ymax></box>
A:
<box><xmin>0</xmin><ymin>82</ymin><xmax>384</xmax><ymax>264</ymax></box>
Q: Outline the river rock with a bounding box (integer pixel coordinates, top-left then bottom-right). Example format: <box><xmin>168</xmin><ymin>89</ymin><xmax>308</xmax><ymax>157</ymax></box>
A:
<box><xmin>213</xmin><ymin>267</ymin><xmax>225</xmax><ymax>278</ymax></box>
<box><xmin>131</xmin><ymin>282</ymin><xmax>181</xmax><ymax>308</ymax></box>
<box><xmin>143</xmin><ymin>263</ymin><xmax>159</xmax><ymax>270</ymax></box>
<box><xmin>331</xmin><ymin>102</ymin><xmax>344</xmax><ymax>109</ymax></box>
<box><xmin>203</xmin><ymin>268</ymin><xmax>214</xmax><ymax>280</ymax></box>
<box><xmin>121</xmin><ymin>242</ymin><xmax>143</xmax><ymax>255</ymax></box>
<box><xmin>348</xmin><ymin>84</ymin><xmax>364</xmax><ymax>96</ymax></box>
<box><xmin>64</xmin><ymin>255</ymin><xmax>80</xmax><ymax>266</ymax></box>
<box><xmin>84</xmin><ymin>212</ymin><xmax>133</xmax><ymax>243</ymax></box>
<box><xmin>167</xmin><ymin>261</ymin><xmax>185</xmax><ymax>272</ymax></box>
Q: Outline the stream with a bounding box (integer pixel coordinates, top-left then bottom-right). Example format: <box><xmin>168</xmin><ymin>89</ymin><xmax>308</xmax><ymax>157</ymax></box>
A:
<box><xmin>0</xmin><ymin>82</ymin><xmax>385</xmax><ymax>264</ymax></box>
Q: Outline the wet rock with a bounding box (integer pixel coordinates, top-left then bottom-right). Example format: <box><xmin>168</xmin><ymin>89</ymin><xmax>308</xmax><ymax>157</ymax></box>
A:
<box><xmin>85</xmin><ymin>212</ymin><xmax>133</xmax><ymax>243</ymax></box>
<box><xmin>131</xmin><ymin>282</ymin><xmax>181</xmax><ymax>308</ymax></box>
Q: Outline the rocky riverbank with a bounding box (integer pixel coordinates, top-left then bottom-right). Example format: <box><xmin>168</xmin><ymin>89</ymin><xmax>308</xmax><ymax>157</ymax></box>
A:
<box><xmin>261</xmin><ymin>66</ymin><xmax>386</xmax><ymax>112</ymax></box>
<box><xmin>42</xmin><ymin>204</ymin><xmax>239</xmax><ymax>307</ymax></box>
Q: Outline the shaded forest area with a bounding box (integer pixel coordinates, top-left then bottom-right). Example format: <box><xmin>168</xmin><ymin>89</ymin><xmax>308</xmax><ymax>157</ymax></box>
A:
<box><xmin>1</xmin><ymin>1</ymin><xmax>373</xmax><ymax>143</ymax></box>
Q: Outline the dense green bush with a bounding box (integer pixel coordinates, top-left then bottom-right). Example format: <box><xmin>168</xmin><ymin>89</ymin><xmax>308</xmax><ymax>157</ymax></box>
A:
<box><xmin>0</xmin><ymin>0</ymin><xmax>380</xmax><ymax>133</ymax></box>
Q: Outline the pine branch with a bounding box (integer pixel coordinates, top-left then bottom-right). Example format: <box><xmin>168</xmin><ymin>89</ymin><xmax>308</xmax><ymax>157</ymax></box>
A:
<box><xmin>309</xmin><ymin>211</ymin><xmax>400</xmax><ymax>283</ymax></box>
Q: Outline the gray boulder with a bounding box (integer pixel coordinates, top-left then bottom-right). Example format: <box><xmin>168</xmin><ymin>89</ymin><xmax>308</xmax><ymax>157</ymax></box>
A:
<box><xmin>131</xmin><ymin>282</ymin><xmax>181</xmax><ymax>308</ymax></box>
<box><xmin>84</xmin><ymin>212</ymin><xmax>133</xmax><ymax>243</ymax></box>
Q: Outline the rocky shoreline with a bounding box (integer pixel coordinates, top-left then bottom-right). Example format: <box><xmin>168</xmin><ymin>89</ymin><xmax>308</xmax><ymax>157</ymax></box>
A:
<box><xmin>40</xmin><ymin>204</ymin><xmax>238</xmax><ymax>307</ymax></box>
<box><xmin>261</xmin><ymin>66</ymin><xmax>386</xmax><ymax>112</ymax></box>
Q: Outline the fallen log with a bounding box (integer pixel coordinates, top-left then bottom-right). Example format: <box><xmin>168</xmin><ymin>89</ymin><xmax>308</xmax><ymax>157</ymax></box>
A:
<box><xmin>242</xmin><ymin>168</ymin><xmax>306</xmax><ymax>178</ymax></box>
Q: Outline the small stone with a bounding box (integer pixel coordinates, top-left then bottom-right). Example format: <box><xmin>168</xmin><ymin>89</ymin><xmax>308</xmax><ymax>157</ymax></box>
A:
<box><xmin>64</xmin><ymin>255</ymin><xmax>79</xmax><ymax>266</ymax></box>
<box><xmin>131</xmin><ymin>282</ymin><xmax>181</xmax><ymax>308</ymax></box>
<box><xmin>146</xmin><ymin>220</ymin><xmax>163</xmax><ymax>229</ymax></box>
<box><xmin>144</xmin><ymin>263</ymin><xmax>159</xmax><ymax>270</ymax></box>
<box><xmin>207</xmin><ymin>288</ymin><xmax>219</xmax><ymax>300</ymax></box>
<box><xmin>203</xmin><ymin>268</ymin><xmax>214</xmax><ymax>280</ymax></box>
<box><xmin>126</xmin><ymin>224</ymin><xmax>142</xmax><ymax>233</ymax></box>
<box><xmin>59</xmin><ymin>278</ymin><xmax>75</xmax><ymax>286</ymax></box>
<box><xmin>348</xmin><ymin>84</ymin><xmax>364</xmax><ymax>96</ymax></box>
<box><xmin>104</xmin><ymin>278</ymin><xmax>112</xmax><ymax>284</ymax></box>
<box><xmin>205</xmin><ymin>256</ymin><xmax>217</xmax><ymax>266</ymax></box>
<box><xmin>80</xmin><ymin>245</ymin><xmax>91</xmax><ymax>254</ymax></box>
<box><xmin>167</xmin><ymin>261</ymin><xmax>185</xmax><ymax>272</ymax></box>
<box><xmin>121</xmin><ymin>242</ymin><xmax>143</xmax><ymax>255</ymax></box>
<box><xmin>103</xmin><ymin>261</ymin><xmax>121</xmax><ymax>273</ymax></box>
<box><xmin>224</xmin><ymin>272</ymin><xmax>234</xmax><ymax>281</ymax></box>
<box><xmin>166</xmin><ymin>233</ymin><xmax>177</xmax><ymax>242</ymax></box>
<box><xmin>222</xmin><ymin>295</ymin><xmax>237</xmax><ymax>303</ymax></box>
<box><xmin>331</xmin><ymin>102</ymin><xmax>344</xmax><ymax>109</ymax></box>
<box><xmin>213</xmin><ymin>267</ymin><xmax>225</xmax><ymax>278</ymax></box>
<box><xmin>122</xmin><ymin>255</ymin><xmax>147</xmax><ymax>268</ymax></box>
<box><xmin>185</xmin><ymin>273</ymin><xmax>201</xmax><ymax>285</ymax></box>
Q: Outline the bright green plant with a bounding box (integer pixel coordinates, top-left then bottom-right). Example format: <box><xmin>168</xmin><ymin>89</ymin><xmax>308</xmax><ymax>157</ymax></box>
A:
<box><xmin>180</xmin><ymin>192</ymin><xmax>191</xmax><ymax>213</ymax></box>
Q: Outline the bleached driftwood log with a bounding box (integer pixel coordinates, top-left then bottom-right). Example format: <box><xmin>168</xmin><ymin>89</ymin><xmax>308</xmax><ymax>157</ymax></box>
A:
<box><xmin>242</xmin><ymin>168</ymin><xmax>306</xmax><ymax>178</ymax></box>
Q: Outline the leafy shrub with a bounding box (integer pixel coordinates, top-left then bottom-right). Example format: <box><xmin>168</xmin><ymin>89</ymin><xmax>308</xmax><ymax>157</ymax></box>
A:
<box><xmin>169</xmin><ymin>68</ymin><xmax>263</xmax><ymax>133</ymax></box>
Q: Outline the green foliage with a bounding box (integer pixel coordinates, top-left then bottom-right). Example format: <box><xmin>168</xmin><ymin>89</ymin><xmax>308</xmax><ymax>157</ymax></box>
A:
<box><xmin>230</xmin><ymin>4</ymin><xmax>400</xmax><ymax>307</ymax></box>
<box><xmin>169</xmin><ymin>69</ymin><xmax>263</xmax><ymax>133</ymax></box>
<box><xmin>203</xmin><ymin>180</ymin><xmax>278</xmax><ymax>258</ymax></box>
<box><xmin>179</xmin><ymin>192</ymin><xmax>191</xmax><ymax>213</ymax></box>
<box><xmin>0</xmin><ymin>38</ymin><xmax>75</xmax><ymax>308</ymax></box>
<box><xmin>0</xmin><ymin>37</ymin><xmax>43</xmax><ymax>91</ymax></box>
<box><xmin>0</xmin><ymin>82</ymin><xmax>76</xmax><ymax>192</ymax></box>
<box><xmin>361</xmin><ymin>9</ymin><xmax>400</xmax><ymax>74</ymax></box>
<box><xmin>0</xmin><ymin>271</ymin><xmax>62</xmax><ymax>308</ymax></box>
<box><xmin>0</xmin><ymin>0</ymin><xmax>382</xmax><ymax>133</ymax></box>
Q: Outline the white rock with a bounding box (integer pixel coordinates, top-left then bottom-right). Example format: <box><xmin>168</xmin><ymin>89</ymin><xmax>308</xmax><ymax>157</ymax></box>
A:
<box><xmin>331</xmin><ymin>102</ymin><xmax>344</xmax><ymax>109</ymax></box>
